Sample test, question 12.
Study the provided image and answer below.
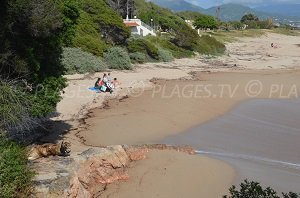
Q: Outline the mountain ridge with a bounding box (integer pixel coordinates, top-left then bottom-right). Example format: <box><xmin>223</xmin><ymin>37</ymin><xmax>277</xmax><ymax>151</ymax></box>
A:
<box><xmin>147</xmin><ymin>0</ymin><xmax>300</xmax><ymax>23</ymax></box>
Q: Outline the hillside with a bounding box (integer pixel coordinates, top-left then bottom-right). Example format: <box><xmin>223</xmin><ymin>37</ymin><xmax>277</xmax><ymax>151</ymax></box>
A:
<box><xmin>204</xmin><ymin>4</ymin><xmax>271</xmax><ymax>21</ymax></box>
<box><xmin>148</xmin><ymin>0</ymin><xmax>300</xmax><ymax>23</ymax></box>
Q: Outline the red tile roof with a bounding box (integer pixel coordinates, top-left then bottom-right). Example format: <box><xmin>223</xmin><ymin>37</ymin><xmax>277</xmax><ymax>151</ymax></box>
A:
<box><xmin>124</xmin><ymin>22</ymin><xmax>139</xmax><ymax>27</ymax></box>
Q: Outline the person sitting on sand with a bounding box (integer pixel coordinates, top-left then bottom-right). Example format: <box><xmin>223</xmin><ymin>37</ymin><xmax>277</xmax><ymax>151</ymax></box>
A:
<box><xmin>94</xmin><ymin>78</ymin><xmax>101</xmax><ymax>89</ymax></box>
<box><xmin>271</xmin><ymin>43</ymin><xmax>278</xmax><ymax>48</ymax></box>
<box><xmin>103</xmin><ymin>73</ymin><xmax>108</xmax><ymax>84</ymax></box>
<box><xmin>112</xmin><ymin>78</ymin><xmax>121</xmax><ymax>89</ymax></box>
<box><xmin>107</xmin><ymin>73</ymin><xmax>112</xmax><ymax>83</ymax></box>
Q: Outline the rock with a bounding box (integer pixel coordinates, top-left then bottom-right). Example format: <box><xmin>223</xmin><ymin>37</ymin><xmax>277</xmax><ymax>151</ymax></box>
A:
<box><xmin>67</xmin><ymin>146</ymin><xmax>131</xmax><ymax>197</ymax></box>
<box><xmin>31</xmin><ymin>144</ymin><xmax>194</xmax><ymax>197</ymax></box>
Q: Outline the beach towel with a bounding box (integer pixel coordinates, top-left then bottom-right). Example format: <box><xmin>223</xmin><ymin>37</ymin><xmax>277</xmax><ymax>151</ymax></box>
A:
<box><xmin>89</xmin><ymin>87</ymin><xmax>100</xmax><ymax>92</ymax></box>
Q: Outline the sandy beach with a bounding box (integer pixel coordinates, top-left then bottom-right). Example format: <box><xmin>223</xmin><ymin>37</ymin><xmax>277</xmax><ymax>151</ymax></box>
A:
<box><xmin>101</xmin><ymin>150</ymin><xmax>235</xmax><ymax>198</ymax></box>
<box><xmin>48</xmin><ymin>32</ymin><xmax>300</xmax><ymax>197</ymax></box>
<box><xmin>82</xmin><ymin>70</ymin><xmax>300</xmax><ymax>146</ymax></box>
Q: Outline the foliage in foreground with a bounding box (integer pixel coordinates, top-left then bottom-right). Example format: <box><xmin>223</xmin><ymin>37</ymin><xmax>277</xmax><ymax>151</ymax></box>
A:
<box><xmin>224</xmin><ymin>180</ymin><xmax>300</xmax><ymax>198</ymax></box>
<box><xmin>0</xmin><ymin>135</ymin><xmax>34</xmax><ymax>198</ymax></box>
<box><xmin>104</xmin><ymin>47</ymin><xmax>132</xmax><ymax>70</ymax></box>
<box><xmin>62</xmin><ymin>48</ymin><xmax>107</xmax><ymax>74</ymax></box>
<box><xmin>0</xmin><ymin>0</ymin><xmax>77</xmax><ymax>117</ymax></box>
<box><xmin>0</xmin><ymin>80</ymin><xmax>32</xmax><ymax>135</ymax></box>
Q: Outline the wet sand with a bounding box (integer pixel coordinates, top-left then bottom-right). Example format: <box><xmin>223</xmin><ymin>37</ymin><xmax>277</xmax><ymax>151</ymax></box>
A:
<box><xmin>163</xmin><ymin>99</ymin><xmax>300</xmax><ymax>192</ymax></box>
<box><xmin>79</xmin><ymin>70</ymin><xmax>300</xmax><ymax>194</ymax></box>
<box><xmin>82</xmin><ymin>70</ymin><xmax>300</xmax><ymax>146</ymax></box>
<box><xmin>102</xmin><ymin>150</ymin><xmax>235</xmax><ymax>198</ymax></box>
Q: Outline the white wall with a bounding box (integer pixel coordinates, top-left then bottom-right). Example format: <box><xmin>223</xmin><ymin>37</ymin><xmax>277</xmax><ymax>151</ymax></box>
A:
<box><xmin>125</xmin><ymin>19</ymin><xmax>156</xmax><ymax>36</ymax></box>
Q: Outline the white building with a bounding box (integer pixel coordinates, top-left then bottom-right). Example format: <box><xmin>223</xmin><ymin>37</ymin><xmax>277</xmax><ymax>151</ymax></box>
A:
<box><xmin>124</xmin><ymin>18</ymin><xmax>156</xmax><ymax>37</ymax></box>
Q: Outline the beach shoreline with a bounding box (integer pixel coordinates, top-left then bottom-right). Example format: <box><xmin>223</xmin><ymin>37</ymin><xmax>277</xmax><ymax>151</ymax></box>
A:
<box><xmin>37</xmin><ymin>32</ymin><xmax>300</xmax><ymax>197</ymax></box>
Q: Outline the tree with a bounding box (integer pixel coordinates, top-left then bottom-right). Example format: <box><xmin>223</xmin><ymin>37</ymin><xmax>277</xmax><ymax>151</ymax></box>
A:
<box><xmin>193</xmin><ymin>15</ymin><xmax>218</xmax><ymax>30</ymax></box>
<box><xmin>0</xmin><ymin>0</ymin><xmax>78</xmax><ymax>117</ymax></box>
<box><xmin>241</xmin><ymin>13</ymin><xmax>259</xmax><ymax>23</ymax></box>
<box><xmin>223</xmin><ymin>180</ymin><xmax>300</xmax><ymax>198</ymax></box>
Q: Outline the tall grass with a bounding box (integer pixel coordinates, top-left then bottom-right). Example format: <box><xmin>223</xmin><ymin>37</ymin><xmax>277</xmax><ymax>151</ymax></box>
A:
<box><xmin>0</xmin><ymin>135</ymin><xmax>34</xmax><ymax>198</ymax></box>
<box><xmin>0</xmin><ymin>80</ymin><xmax>34</xmax><ymax>198</ymax></box>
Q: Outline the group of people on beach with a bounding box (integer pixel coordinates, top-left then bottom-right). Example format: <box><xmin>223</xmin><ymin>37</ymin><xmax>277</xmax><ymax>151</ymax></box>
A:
<box><xmin>94</xmin><ymin>73</ymin><xmax>120</xmax><ymax>94</ymax></box>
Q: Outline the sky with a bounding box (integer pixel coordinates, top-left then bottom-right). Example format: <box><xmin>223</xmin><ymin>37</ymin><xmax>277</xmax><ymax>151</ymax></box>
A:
<box><xmin>186</xmin><ymin>0</ymin><xmax>300</xmax><ymax>8</ymax></box>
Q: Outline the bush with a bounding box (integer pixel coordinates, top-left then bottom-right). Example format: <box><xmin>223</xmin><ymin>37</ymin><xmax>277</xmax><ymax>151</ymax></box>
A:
<box><xmin>0</xmin><ymin>136</ymin><xmax>34</xmax><ymax>198</ymax></box>
<box><xmin>146</xmin><ymin>36</ymin><xmax>194</xmax><ymax>58</ymax></box>
<box><xmin>104</xmin><ymin>47</ymin><xmax>132</xmax><ymax>70</ymax></box>
<box><xmin>129</xmin><ymin>52</ymin><xmax>147</xmax><ymax>64</ymax></box>
<box><xmin>72</xmin><ymin>0</ymin><xmax>130</xmax><ymax>56</ymax></box>
<box><xmin>197</xmin><ymin>35</ymin><xmax>226</xmax><ymax>55</ymax></box>
<box><xmin>0</xmin><ymin>80</ymin><xmax>33</xmax><ymax>135</ymax></box>
<box><xmin>62</xmin><ymin>47</ymin><xmax>107</xmax><ymax>74</ymax></box>
<box><xmin>224</xmin><ymin>180</ymin><xmax>300</xmax><ymax>198</ymax></box>
<box><xmin>158</xmin><ymin>48</ymin><xmax>174</xmax><ymax>62</ymax></box>
<box><xmin>126</xmin><ymin>37</ymin><xmax>159</xmax><ymax>60</ymax></box>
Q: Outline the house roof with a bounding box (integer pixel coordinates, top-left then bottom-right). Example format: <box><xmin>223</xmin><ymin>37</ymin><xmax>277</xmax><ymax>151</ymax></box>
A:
<box><xmin>124</xmin><ymin>21</ymin><xmax>139</xmax><ymax>27</ymax></box>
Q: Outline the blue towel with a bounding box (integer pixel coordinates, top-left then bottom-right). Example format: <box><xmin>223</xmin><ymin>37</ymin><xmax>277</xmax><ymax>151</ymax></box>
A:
<box><xmin>89</xmin><ymin>87</ymin><xmax>100</xmax><ymax>92</ymax></box>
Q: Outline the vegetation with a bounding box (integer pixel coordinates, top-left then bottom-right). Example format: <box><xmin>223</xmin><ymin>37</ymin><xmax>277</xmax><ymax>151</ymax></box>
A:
<box><xmin>177</xmin><ymin>11</ymin><xmax>208</xmax><ymax>21</ymax></box>
<box><xmin>193</xmin><ymin>15</ymin><xmax>218</xmax><ymax>30</ymax></box>
<box><xmin>62</xmin><ymin>48</ymin><xmax>107</xmax><ymax>74</ymax></box>
<box><xmin>240</xmin><ymin>14</ymin><xmax>273</xmax><ymax>29</ymax></box>
<box><xmin>197</xmin><ymin>35</ymin><xmax>226</xmax><ymax>54</ymax></box>
<box><xmin>104</xmin><ymin>47</ymin><xmax>132</xmax><ymax>70</ymax></box>
<box><xmin>0</xmin><ymin>81</ymin><xmax>35</xmax><ymax>197</ymax></box>
<box><xmin>158</xmin><ymin>48</ymin><xmax>174</xmax><ymax>62</ymax></box>
<box><xmin>224</xmin><ymin>180</ymin><xmax>300</xmax><ymax>198</ymax></box>
<box><xmin>0</xmin><ymin>135</ymin><xmax>34</xmax><ymax>198</ymax></box>
<box><xmin>241</xmin><ymin>14</ymin><xmax>259</xmax><ymax>23</ymax></box>
<box><xmin>0</xmin><ymin>0</ymin><xmax>77</xmax><ymax>117</ymax></box>
<box><xmin>133</xmin><ymin>0</ymin><xmax>200</xmax><ymax>51</ymax></box>
<box><xmin>129</xmin><ymin>52</ymin><xmax>147</xmax><ymax>64</ymax></box>
<box><xmin>0</xmin><ymin>0</ymin><xmax>78</xmax><ymax>195</ymax></box>
<box><xmin>0</xmin><ymin>80</ymin><xmax>33</xmax><ymax>136</ymax></box>
<box><xmin>146</xmin><ymin>36</ymin><xmax>194</xmax><ymax>58</ymax></box>
<box><xmin>73</xmin><ymin>0</ymin><xmax>130</xmax><ymax>56</ymax></box>
<box><xmin>126</xmin><ymin>37</ymin><xmax>159</xmax><ymax>60</ymax></box>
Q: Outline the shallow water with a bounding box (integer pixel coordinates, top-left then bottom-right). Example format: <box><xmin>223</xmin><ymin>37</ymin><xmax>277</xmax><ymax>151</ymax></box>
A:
<box><xmin>162</xmin><ymin>99</ymin><xmax>300</xmax><ymax>193</ymax></box>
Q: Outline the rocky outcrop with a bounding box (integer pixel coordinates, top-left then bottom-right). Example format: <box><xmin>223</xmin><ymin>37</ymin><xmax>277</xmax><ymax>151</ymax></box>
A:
<box><xmin>31</xmin><ymin>145</ymin><xmax>194</xmax><ymax>197</ymax></box>
<box><xmin>67</xmin><ymin>146</ymin><xmax>137</xmax><ymax>197</ymax></box>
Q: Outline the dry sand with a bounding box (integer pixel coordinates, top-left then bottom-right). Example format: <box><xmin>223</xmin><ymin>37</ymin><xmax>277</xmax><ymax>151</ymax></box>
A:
<box><xmin>55</xmin><ymin>32</ymin><xmax>300</xmax><ymax>123</ymax></box>
<box><xmin>101</xmin><ymin>150</ymin><xmax>235</xmax><ymax>198</ymax></box>
<box><xmin>49</xmin><ymin>32</ymin><xmax>300</xmax><ymax>197</ymax></box>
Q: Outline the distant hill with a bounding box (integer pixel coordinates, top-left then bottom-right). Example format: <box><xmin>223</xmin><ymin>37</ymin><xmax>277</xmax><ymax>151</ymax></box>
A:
<box><xmin>204</xmin><ymin>3</ymin><xmax>272</xmax><ymax>21</ymax></box>
<box><xmin>254</xmin><ymin>4</ymin><xmax>300</xmax><ymax>17</ymax></box>
<box><xmin>147</xmin><ymin>0</ymin><xmax>300</xmax><ymax>23</ymax></box>
<box><xmin>147</xmin><ymin>0</ymin><xmax>205</xmax><ymax>12</ymax></box>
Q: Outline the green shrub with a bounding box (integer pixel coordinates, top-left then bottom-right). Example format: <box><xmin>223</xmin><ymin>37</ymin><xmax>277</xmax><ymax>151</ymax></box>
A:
<box><xmin>0</xmin><ymin>136</ymin><xmax>34</xmax><ymax>198</ymax></box>
<box><xmin>72</xmin><ymin>0</ymin><xmax>130</xmax><ymax>56</ymax></box>
<box><xmin>158</xmin><ymin>48</ymin><xmax>174</xmax><ymax>62</ymax></box>
<box><xmin>197</xmin><ymin>35</ymin><xmax>226</xmax><ymax>55</ymax></box>
<box><xmin>62</xmin><ymin>47</ymin><xmax>107</xmax><ymax>74</ymax></box>
<box><xmin>104</xmin><ymin>47</ymin><xmax>132</xmax><ymax>70</ymax></box>
<box><xmin>127</xmin><ymin>37</ymin><xmax>159</xmax><ymax>60</ymax></box>
<box><xmin>224</xmin><ymin>180</ymin><xmax>300</xmax><ymax>198</ymax></box>
<box><xmin>129</xmin><ymin>52</ymin><xmax>147</xmax><ymax>64</ymax></box>
<box><xmin>146</xmin><ymin>36</ymin><xmax>194</xmax><ymax>58</ymax></box>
